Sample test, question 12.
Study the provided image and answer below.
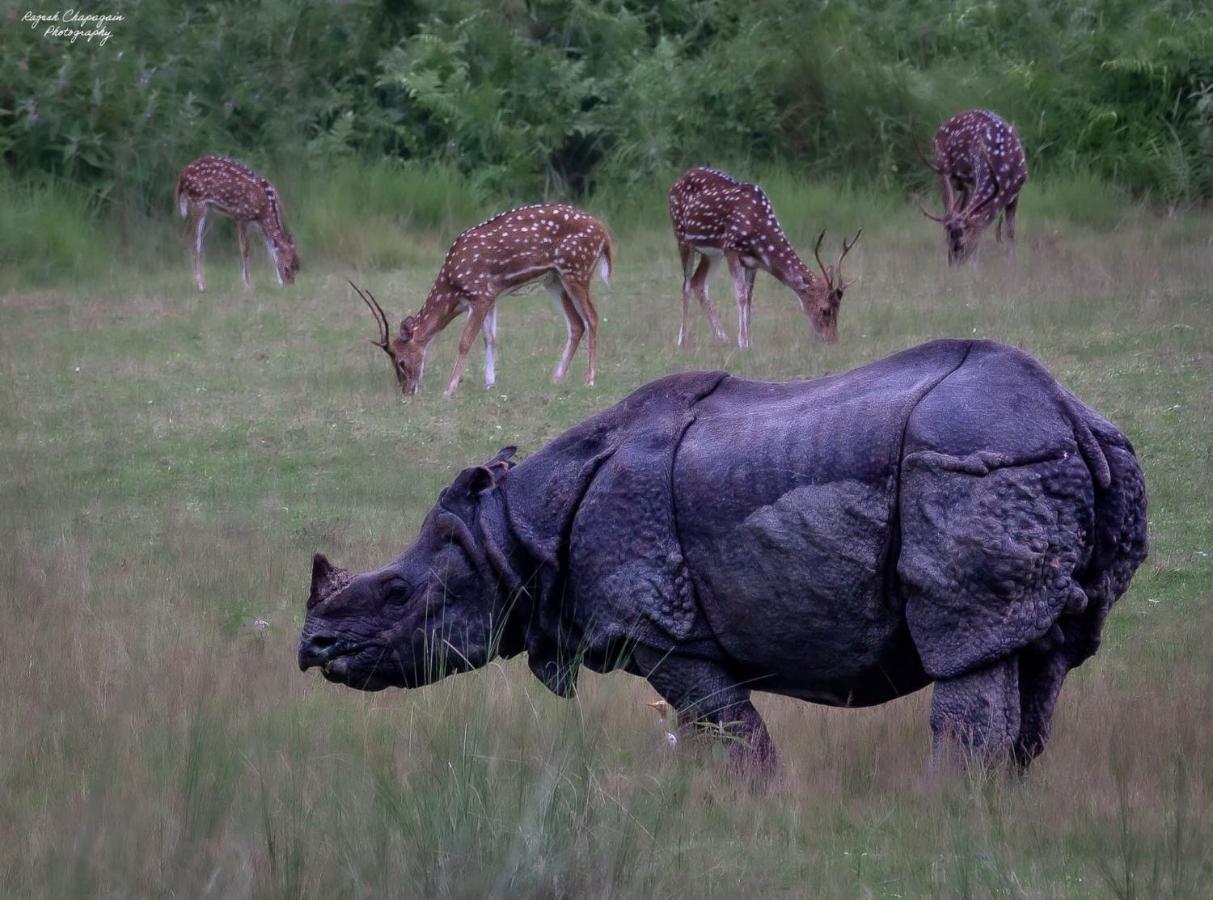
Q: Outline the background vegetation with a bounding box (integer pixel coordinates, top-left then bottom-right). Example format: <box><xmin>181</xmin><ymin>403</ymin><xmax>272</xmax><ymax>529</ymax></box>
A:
<box><xmin>3</xmin><ymin>0</ymin><xmax>1213</xmax><ymax>280</ymax></box>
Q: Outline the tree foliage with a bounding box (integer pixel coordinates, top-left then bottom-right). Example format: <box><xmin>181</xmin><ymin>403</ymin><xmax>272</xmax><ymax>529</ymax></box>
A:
<box><xmin>3</xmin><ymin>0</ymin><xmax>1211</xmax><ymax>214</ymax></box>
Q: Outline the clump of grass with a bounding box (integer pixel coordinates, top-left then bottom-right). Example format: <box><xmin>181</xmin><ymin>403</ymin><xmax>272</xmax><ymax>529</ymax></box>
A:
<box><xmin>0</xmin><ymin>175</ymin><xmax>112</xmax><ymax>289</ymax></box>
<box><xmin>1020</xmin><ymin>172</ymin><xmax>1130</xmax><ymax>230</ymax></box>
<box><xmin>286</xmin><ymin>158</ymin><xmax>495</xmax><ymax>271</ymax></box>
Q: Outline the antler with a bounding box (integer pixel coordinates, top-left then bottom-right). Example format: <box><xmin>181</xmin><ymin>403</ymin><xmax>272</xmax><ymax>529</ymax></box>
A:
<box><xmin>834</xmin><ymin>228</ymin><xmax>862</xmax><ymax>289</ymax></box>
<box><xmin>813</xmin><ymin>228</ymin><xmax>862</xmax><ymax>289</ymax></box>
<box><xmin>915</xmin><ymin>195</ymin><xmax>947</xmax><ymax>222</ymax></box>
<box><xmin>348</xmin><ymin>279</ymin><xmax>392</xmax><ymax>353</ymax></box>
<box><xmin>813</xmin><ymin>229</ymin><xmax>829</xmax><ymax>280</ymax></box>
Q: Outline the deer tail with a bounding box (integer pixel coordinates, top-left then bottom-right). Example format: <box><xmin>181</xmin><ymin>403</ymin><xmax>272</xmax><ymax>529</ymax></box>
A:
<box><xmin>175</xmin><ymin>172</ymin><xmax>188</xmax><ymax>218</ymax></box>
<box><xmin>598</xmin><ymin>230</ymin><xmax>614</xmax><ymax>286</ymax></box>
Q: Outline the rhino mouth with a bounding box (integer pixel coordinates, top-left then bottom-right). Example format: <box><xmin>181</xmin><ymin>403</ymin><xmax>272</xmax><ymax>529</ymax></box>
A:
<box><xmin>299</xmin><ymin>642</ymin><xmax>396</xmax><ymax>691</ymax></box>
<box><xmin>319</xmin><ymin>652</ymin><xmax>396</xmax><ymax>691</ymax></box>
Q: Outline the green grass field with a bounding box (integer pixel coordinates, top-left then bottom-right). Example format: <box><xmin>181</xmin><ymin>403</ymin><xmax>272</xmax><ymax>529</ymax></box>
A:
<box><xmin>1</xmin><ymin>188</ymin><xmax>1211</xmax><ymax>897</ymax></box>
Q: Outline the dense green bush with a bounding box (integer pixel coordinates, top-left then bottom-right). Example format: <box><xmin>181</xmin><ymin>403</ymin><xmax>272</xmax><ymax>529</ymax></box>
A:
<box><xmin>2</xmin><ymin>0</ymin><xmax>1211</xmax><ymax>227</ymax></box>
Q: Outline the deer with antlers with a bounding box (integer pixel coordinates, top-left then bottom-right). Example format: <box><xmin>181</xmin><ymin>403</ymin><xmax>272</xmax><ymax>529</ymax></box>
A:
<box><xmin>175</xmin><ymin>155</ymin><xmax>300</xmax><ymax>291</ymax></box>
<box><xmin>668</xmin><ymin>167</ymin><xmax>861</xmax><ymax>349</ymax></box>
<box><xmin>917</xmin><ymin>110</ymin><xmax>1028</xmax><ymax>264</ymax></box>
<box><xmin>353</xmin><ymin>204</ymin><xmax>613</xmax><ymax>398</ymax></box>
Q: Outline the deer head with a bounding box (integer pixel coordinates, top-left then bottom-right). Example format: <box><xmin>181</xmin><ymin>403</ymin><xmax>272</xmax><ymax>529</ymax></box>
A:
<box><xmin>350</xmin><ymin>281</ymin><xmax>427</xmax><ymax>396</ymax></box>
<box><xmin>917</xmin><ymin>194</ymin><xmax>972</xmax><ymax>264</ymax></box>
<box><xmin>918</xmin><ymin>152</ymin><xmax>1007</xmax><ymax>264</ymax></box>
<box><xmin>804</xmin><ymin>228</ymin><xmax>862</xmax><ymax>343</ymax></box>
<box><xmin>276</xmin><ymin>235</ymin><xmax>300</xmax><ymax>285</ymax></box>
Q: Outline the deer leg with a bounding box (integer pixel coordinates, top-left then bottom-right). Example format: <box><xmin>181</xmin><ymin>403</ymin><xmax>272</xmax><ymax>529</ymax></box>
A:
<box><xmin>240</xmin><ymin>220</ymin><xmax>254</xmax><ymax>291</ymax></box>
<box><xmin>481</xmin><ymin>304</ymin><xmax>498</xmax><ymax>388</ymax></box>
<box><xmin>549</xmin><ymin>288</ymin><xmax>585</xmax><ymax>384</ymax></box>
<box><xmin>190</xmin><ymin>206</ymin><xmax>208</xmax><ymax>292</ymax></box>
<box><xmin>690</xmin><ymin>255</ymin><xmax>728</xmax><ymax>344</ymax></box>
<box><xmin>1004</xmin><ymin>196</ymin><xmax>1019</xmax><ymax>262</ymax></box>
<box><xmin>444</xmin><ymin>303</ymin><xmax>489</xmax><ymax>398</ymax></box>
<box><xmin>262</xmin><ymin>230</ymin><xmax>284</xmax><ymax>288</ymax></box>
<box><xmin>677</xmin><ymin>243</ymin><xmax>693</xmax><ymax>347</ymax></box>
<box><xmin>564</xmin><ymin>278</ymin><xmax>599</xmax><ymax>386</ymax></box>
<box><xmin>743</xmin><ymin>266</ymin><xmax>756</xmax><ymax>346</ymax></box>
<box><xmin>727</xmin><ymin>255</ymin><xmax>752</xmax><ymax>350</ymax></box>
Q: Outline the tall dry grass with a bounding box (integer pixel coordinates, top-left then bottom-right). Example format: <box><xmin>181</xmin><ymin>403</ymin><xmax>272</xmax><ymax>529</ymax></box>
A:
<box><xmin>2</xmin><ymin>528</ymin><xmax>1210</xmax><ymax>897</ymax></box>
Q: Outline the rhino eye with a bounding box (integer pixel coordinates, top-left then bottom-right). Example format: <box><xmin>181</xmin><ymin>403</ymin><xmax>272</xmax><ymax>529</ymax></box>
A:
<box><xmin>379</xmin><ymin>574</ymin><xmax>413</xmax><ymax>599</ymax></box>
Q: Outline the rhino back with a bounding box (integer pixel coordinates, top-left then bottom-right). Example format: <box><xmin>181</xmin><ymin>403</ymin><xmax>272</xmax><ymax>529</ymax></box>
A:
<box><xmin>673</xmin><ymin>340</ymin><xmax>970</xmax><ymax>699</ymax></box>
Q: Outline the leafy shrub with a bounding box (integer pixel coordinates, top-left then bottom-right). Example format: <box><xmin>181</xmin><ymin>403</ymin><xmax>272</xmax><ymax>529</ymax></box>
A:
<box><xmin>2</xmin><ymin>0</ymin><xmax>1210</xmax><ymax>250</ymax></box>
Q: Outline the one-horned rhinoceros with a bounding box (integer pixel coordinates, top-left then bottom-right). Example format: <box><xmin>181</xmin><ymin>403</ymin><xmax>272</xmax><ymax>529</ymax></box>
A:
<box><xmin>298</xmin><ymin>339</ymin><xmax>1147</xmax><ymax>771</ymax></box>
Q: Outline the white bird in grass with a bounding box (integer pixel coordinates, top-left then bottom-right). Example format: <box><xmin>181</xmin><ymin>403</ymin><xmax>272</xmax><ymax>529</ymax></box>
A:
<box><xmin>647</xmin><ymin>699</ymin><xmax>679</xmax><ymax>749</ymax></box>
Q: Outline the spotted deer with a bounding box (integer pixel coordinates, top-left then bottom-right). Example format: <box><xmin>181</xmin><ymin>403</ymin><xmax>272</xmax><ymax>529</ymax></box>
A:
<box><xmin>175</xmin><ymin>156</ymin><xmax>300</xmax><ymax>291</ymax></box>
<box><xmin>352</xmin><ymin>204</ymin><xmax>613</xmax><ymax>398</ymax></box>
<box><xmin>668</xmin><ymin>167</ymin><xmax>861</xmax><ymax>349</ymax></box>
<box><xmin>917</xmin><ymin>110</ymin><xmax>1028</xmax><ymax>264</ymax></box>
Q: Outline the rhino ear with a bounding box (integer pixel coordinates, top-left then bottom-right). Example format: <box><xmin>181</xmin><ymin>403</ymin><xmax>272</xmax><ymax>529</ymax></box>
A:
<box><xmin>450</xmin><ymin>466</ymin><xmax>495</xmax><ymax>498</ymax></box>
<box><xmin>450</xmin><ymin>448</ymin><xmax>516</xmax><ymax>498</ymax></box>
<box><xmin>308</xmin><ymin>552</ymin><xmax>350</xmax><ymax>609</ymax></box>
<box><xmin>488</xmin><ymin>446</ymin><xmax>518</xmax><ymax>469</ymax></box>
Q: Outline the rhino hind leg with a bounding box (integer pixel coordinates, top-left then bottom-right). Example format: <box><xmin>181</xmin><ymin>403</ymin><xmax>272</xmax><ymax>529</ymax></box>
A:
<box><xmin>1012</xmin><ymin>646</ymin><xmax>1069</xmax><ymax>770</ymax></box>
<box><xmin>930</xmin><ymin>656</ymin><xmax>1021</xmax><ymax>770</ymax></box>
<box><xmin>899</xmin><ymin>450</ymin><xmax>1102</xmax><ymax>771</ymax></box>
<box><xmin>632</xmin><ymin>648</ymin><xmax>777</xmax><ymax>774</ymax></box>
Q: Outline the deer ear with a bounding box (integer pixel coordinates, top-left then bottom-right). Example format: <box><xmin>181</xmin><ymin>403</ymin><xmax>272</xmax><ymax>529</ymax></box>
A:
<box><xmin>308</xmin><ymin>553</ymin><xmax>351</xmax><ymax>609</ymax></box>
<box><xmin>400</xmin><ymin>317</ymin><xmax>416</xmax><ymax>341</ymax></box>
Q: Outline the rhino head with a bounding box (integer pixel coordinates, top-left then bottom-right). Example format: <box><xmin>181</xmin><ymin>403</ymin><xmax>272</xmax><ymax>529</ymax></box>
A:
<box><xmin>298</xmin><ymin>447</ymin><xmax>520</xmax><ymax>691</ymax></box>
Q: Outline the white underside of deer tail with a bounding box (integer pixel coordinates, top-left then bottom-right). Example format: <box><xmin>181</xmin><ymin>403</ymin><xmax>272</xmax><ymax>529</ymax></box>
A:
<box><xmin>178</xmin><ymin>192</ymin><xmax>188</xmax><ymax>218</ymax></box>
<box><xmin>598</xmin><ymin>249</ymin><xmax>611</xmax><ymax>286</ymax></box>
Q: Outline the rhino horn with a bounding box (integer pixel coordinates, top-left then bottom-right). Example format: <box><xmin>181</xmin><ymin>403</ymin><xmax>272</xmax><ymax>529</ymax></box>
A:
<box><xmin>308</xmin><ymin>552</ymin><xmax>351</xmax><ymax>609</ymax></box>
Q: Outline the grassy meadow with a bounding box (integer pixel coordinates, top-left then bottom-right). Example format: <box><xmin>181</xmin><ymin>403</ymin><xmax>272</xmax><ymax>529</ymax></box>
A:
<box><xmin>1</xmin><ymin>177</ymin><xmax>1212</xmax><ymax>898</ymax></box>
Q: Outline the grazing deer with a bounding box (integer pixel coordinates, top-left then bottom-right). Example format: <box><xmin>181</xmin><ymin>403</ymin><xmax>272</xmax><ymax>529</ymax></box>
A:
<box><xmin>669</xmin><ymin>167</ymin><xmax>861</xmax><ymax>349</ymax></box>
<box><xmin>175</xmin><ymin>155</ymin><xmax>300</xmax><ymax>291</ymax></box>
<box><xmin>917</xmin><ymin>110</ymin><xmax>1028</xmax><ymax>264</ymax></box>
<box><xmin>352</xmin><ymin>203</ymin><xmax>613</xmax><ymax>398</ymax></box>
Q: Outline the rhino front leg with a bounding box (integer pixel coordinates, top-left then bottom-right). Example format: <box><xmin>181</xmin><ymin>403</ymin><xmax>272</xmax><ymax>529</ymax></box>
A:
<box><xmin>929</xmin><ymin>655</ymin><xmax>1021</xmax><ymax>772</ymax></box>
<box><xmin>633</xmin><ymin>648</ymin><xmax>777</xmax><ymax>774</ymax></box>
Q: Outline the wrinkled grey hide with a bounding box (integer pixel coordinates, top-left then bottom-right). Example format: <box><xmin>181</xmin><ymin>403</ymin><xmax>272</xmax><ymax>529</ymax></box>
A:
<box><xmin>299</xmin><ymin>340</ymin><xmax>1147</xmax><ymax>772</ymax></box>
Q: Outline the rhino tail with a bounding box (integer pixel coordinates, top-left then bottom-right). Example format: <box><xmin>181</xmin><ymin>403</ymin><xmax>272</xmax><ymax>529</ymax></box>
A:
<box><xmin>1059</xmin><ymin>389</ymin><xmax>1111</xmax><ymax>489</ymax></box>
